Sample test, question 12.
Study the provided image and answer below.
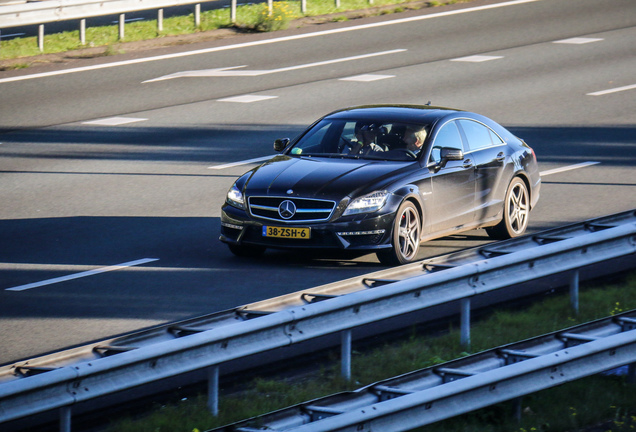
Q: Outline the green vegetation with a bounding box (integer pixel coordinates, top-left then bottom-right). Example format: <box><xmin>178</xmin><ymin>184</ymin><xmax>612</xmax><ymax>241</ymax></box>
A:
<box><xmin>107</xmin><ymin>272</ymin><xmax>636</xmax><ymax>432</ymax></box>
<box><xmin>0</xmin><ymin>0</ymin><xmax>474</xmax><ymax>64</ymax></box>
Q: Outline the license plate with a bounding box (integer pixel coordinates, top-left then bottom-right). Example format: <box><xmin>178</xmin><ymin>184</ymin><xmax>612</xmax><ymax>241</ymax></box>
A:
<box><xmin>263</xmin><ymin>226</ymin><xmax>311</xmax><ymax>239</ymax></box>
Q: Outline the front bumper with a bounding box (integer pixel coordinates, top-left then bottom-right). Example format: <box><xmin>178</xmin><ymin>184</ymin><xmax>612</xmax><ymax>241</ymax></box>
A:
<box><xmin>219</xmin><ymin>203</ymin><xmax>395</xmax><ymax>251</ymax></box>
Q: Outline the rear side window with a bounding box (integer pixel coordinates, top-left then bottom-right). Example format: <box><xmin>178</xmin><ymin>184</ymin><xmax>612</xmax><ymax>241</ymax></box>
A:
<box><xmin>459</xmin><ymin>119</ymin><xmax>504</xmax><ymax>151</ymax></box>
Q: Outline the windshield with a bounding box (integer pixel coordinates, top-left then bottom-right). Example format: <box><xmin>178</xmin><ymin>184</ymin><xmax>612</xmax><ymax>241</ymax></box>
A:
<box><xmin>288</xmin><ymin>119</ymin><xmax>431</xmax><ymax>161</ymax></box>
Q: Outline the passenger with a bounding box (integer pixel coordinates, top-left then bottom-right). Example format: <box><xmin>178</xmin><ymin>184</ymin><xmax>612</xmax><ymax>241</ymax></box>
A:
<box><xmin>403</xmin><ymin>127</ymin><xmax>428</xmax><ymax>155</ymax></box>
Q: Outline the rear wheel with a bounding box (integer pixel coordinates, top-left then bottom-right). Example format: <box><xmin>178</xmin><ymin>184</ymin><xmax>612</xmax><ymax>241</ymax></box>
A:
<box><xmin>228</xmin><ymin>244</ymin><xmax>266</xmax><ymax>258</ymax></box>
<box><xmin>377</xmin><ymin>201</ymin><xmax>421</xmax><ymax>265</ymax></box>
<box><xmin>486</xmin><ymin>177</ymin><xmax>529</xmax><ymax>240</ymax></box>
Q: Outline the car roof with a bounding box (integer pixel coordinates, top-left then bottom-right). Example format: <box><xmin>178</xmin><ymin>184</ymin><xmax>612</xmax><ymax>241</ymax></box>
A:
<box><xmin>324</xmin><ymin>104</ymin><xmax>463</xmax><ymax>124</ymax></box>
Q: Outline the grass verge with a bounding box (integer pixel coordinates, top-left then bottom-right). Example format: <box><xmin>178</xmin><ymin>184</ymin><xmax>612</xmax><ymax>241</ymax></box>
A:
<box><xmin>106</xmin><ymin>271</ymin><xmax>636</xmax><ymax>432</ymax></box>
<box><xmin>0</xmin><ymin>0</ymin><xmax>472</xmax><ymax>65</ymax></box>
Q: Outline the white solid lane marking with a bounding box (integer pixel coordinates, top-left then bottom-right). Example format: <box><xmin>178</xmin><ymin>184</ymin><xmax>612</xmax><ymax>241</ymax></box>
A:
<box><xmin>210</xmin><ymin>159</ymin><xmax>602</xmax><ymax>175</ymax></box>
<box><xmin>5</xmin><ymin>258</ymin><xmax>159</xmax><ymax>292</ymax></box>
<box><xmin>553</xmin><ymin>37</ymin><xmax>603</xmax><ymax>44</ymax></box>
<box><xmin>540</xmin><ymin>161</ymin><xmax>600</xmax><ymax>177</ymax></box>
<box><xmin>450</xmin><ymin>55</ymin><xmax>503</xmax><ymax>62</ymax></box>
<box><xmin>587</xmin><ymin>84</ymin><xmax>636</xmax><ymax>96</ymax></box>
<box><xmin>0</xmin><ymin>0</ymin><xmax>540</xmax><ymax>84</ymax></box>
<box><xmin>143</xmin><ymin>49</ymin><xmax>407</xmax><ymax>83</ymax></box>
<box><xmin>82</xmin><ymin>117</ymin><xmax>148</xmax><ymax>126</ymax></box>
<box><xmin>340</xmin><ymin>74</ymin><xmax>395</xmax><ymax>82</ymax></box>
<box><xmin>209</xmin><ymin>155</ymin><xmax>273</xmax><ymax>170</ymax></box>
<box><xmin>210</xmin><ymin>159</ymin><xmax>602</xmax><ymax>174</ymax></box>
<box><xmin>218</xmin><ymin>95</ymin><xmax>278</xmax><ymax>103</ymax></box>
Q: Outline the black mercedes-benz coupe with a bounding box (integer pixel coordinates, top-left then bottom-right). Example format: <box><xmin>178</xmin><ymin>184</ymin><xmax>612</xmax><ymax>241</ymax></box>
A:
<box><xmin>220</xmin><ymin>105</ymin><xmax>541</xmax><ymax>265</ymax></box>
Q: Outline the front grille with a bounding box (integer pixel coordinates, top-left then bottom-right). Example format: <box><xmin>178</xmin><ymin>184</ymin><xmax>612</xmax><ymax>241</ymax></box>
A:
<box><xmin>248</xmin><ymin>196</ymin><xmax>336</xmax><ymax>223</ymax></box>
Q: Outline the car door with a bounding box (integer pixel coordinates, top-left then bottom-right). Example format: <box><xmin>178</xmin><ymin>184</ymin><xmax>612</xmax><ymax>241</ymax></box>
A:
<box><xmin>428</xmin><ymin>120</ymin><xmax>476</xmax><ymax>233</ymax></box>
<box><xmin>457</xmin><ymin>119</ymin><xmax>509</xmax><ymax>222</ymax></box>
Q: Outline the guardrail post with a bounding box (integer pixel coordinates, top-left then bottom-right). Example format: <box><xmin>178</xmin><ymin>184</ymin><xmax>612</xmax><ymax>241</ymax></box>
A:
<box><xmin>301</xmin><ymin>0</ymin><xmax>307</xmax><ymax>14</ymax></box>
<box><xmin>335</xmin><ymin>0</ymin><xmax>341</xmax><ymax>8</ymax></box>
<box><xmin>195</xmin><ymin>4</ymin><xmax>201</xmax><ymax>28</ymax></box>
<box><xmin>60</xmin><ymin>406</ymin><xmax>71</xmax><ymax>432</ymax></box>
<box><xmin>628</xmin><ymin>364</ymin><xmax>635</xmax><ymax>385</ymax></box>
<box><xmin>570</xmin><ymin>269</ymin><xmax>580</xmax><ymax>315</ymax></box>
<box><xmin>80</xmin><ymin>19</ymin><xmax>86</xmax><ymax>45</ymax></box>
<box><xmin>460</xmin><ymin>298</ymin><xmax>471</xmax><ymax>349</ymax></box>
<box><xmin>341</xmin><ymin>329</ymin><xmax>352</xmax><ymax>381</ymax></box>
<box><xmin>118</xmin><ymin>14</ymin><xmax>125</xmax><ymax>40</ymax></box>
<box><xmin>158</xmin><ymin>9</ymin><xmax>164</xmax><ymax>32</ymax></box>
<box><xmin>38</xmin><ymin>24</ymin><xmax>44</xmax><ymax>52</ymax></box>
<box><xmin>208</xmin><ymin>365</ymin><xmax>220</xmax><ymax>416</ymax></box>
<box><xmin>513</xmin><ymin>397</ymin><xmax>523</xmax><ymax>422</ymax></box>
<box><xmin>267</xmin><ymin>0</ymin><xmax>273</xmax><ymax>15</ymax></box>
<box><xmin>231</xmin><ymin>0</ymin><xmax>237</xmax><ymax>23</ymax></box>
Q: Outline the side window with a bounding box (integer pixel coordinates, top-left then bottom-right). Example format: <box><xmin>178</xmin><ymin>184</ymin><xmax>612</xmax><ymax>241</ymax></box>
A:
<box><xmin>430</xmin><ymin>121</ymin><xmax>463</xmax><ymax>162</ymax></box>
<box><xmin>459</xmin><ymin>119</ymin><xmax>503</xmax><ymax>151</ymax></box>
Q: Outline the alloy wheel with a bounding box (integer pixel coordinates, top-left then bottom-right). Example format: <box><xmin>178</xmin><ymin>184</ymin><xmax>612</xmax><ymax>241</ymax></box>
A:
<box><xmin>397</xmin><ymin>204</ymin><xmax>420</xmax><ymax>261</ymax></box>
<box><xmin>507</xmin><ymin>181</ymin><xmax>529</xmax><ymax>235</ymax></box>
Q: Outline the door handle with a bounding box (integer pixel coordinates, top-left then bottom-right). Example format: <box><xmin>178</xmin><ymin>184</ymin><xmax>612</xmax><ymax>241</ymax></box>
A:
<box><xmin>463</xmin><ymin>159</ymin><xmax>473</xmax><ymax>169</ymax></box>
<box><xmin>496</xmin><ymin>152</ymin><xmax>505</xmax><ymax>162</ymax></box>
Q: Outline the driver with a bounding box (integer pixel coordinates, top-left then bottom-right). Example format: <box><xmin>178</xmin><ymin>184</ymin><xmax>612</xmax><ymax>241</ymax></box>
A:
<box><xmin>348</xmin><ymin>122</ymin><xmax>385</xmax><ymax>155</ymax></box>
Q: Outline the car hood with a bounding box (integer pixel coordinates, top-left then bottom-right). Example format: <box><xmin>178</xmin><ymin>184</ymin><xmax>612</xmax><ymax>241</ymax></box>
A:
<box><xmin>243</xmin><ymin>155</ymin><xmax>413</xmax><ymax>199</ymax></box>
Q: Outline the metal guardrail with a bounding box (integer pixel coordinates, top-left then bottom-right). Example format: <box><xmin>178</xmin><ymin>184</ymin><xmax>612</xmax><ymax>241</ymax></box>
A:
<box><xmin>0</xmin><ymin>0</ymin><xmax>227</xmax><ymax>50</ymax></box>
<box><xmin>0</xmin><ymin>0</ymin><xmax>218</xmax><ymax>28</ymax></box>
<box><xmin>0</xmin><ymin>0</ymin><xmax>312</xmax><ymax>50</ymax></box>
<box><xmin>0</xmin><ymin>210</ymin><xmax>635</xmax><ymax>430</ymax></box>
<box><xmin>211</xmin><ymin>310</ymin><xmax>636</xmax><ymax>432</ymax></box>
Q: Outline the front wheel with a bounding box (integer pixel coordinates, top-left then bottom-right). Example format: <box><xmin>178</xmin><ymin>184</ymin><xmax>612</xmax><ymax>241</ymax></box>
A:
<box><xmin>377</xmin><ymin>201</ymin><xmax>421</xmax><ymax>265</ymax></box>
<box><xmin>486</xmin><ymin>177</ymin><xmax>529</xmax><ymax>240</ymax></box>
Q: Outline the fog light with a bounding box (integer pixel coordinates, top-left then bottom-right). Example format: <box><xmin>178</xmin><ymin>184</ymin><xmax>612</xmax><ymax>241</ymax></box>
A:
<box><xmin>222</xmin><ymin>222</ymin><xmax>243</xmax><ymax>230</ymax></box>
<box><xmin>337</xmin><ymin>230</ymin><xmax>385</xmax><ymax>236</ymax></box>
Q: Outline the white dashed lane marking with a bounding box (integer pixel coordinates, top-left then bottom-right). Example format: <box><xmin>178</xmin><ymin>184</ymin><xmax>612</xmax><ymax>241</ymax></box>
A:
<box><xmin>5</xmin><ymin>258</ymin><xmax>159</xmax><ymax>292</ymax></box>
<box><xmin>554</xmin><ymin>37</ymin><xmax>604</xmax><ymax>44</ymax></box>
<box><xmin>208</xmin><ymin>156</ymin><xmax>274</xmax><ymax>170</ymax></box>
<box><xmin>540</xmin><ymin>161</ymin><xmax>600</xmax><ymax>177</ymax></box>
<box><xmin>587</xmin><ymin>84</ymin><xmax>636</xmax><ymax>96</ymax></box>
<box><xmin>82</xmin><ymin>117</ymin><xmax>148</xmax><ymax>126</ymax></box>
<box><xmin>450</xmin><ymin>55</ymin><xmax>503</xmax><ymax>63</ymax></box>
<box><xmin>217</xmin><ymin>95</ymin><xmax>278</xmax><ymax>103</ymax></box>
<box><xmin>340</xmin><ymin>74</ymin><xmax>395</xmax><ymax>82</ymax></box>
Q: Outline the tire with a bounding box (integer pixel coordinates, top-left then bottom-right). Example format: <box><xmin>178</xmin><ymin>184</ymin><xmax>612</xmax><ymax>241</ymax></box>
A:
<box><xmin>377</xmin><ymin>201</ymin><xmax>421</xmax><ymax>265</ymax></box>
<box><xmin>228</xmin><ymin>243</ymin><xmax>266</xmax><ymax>258</ymax></box>
<box><xmin>486</xmin><ymin>177</ymin><xmax>529</xmax><ymax>240</ymax></box>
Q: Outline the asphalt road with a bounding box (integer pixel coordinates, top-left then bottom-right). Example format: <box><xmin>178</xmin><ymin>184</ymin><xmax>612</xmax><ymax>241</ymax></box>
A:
<box><xmin>0</xmin><ymin>0</ymin><xmax>634</xmax><ymax>365</ymax></box>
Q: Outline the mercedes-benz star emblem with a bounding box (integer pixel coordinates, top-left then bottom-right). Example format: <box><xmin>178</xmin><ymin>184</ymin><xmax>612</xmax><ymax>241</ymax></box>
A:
<box><xmin>278</xmin><ymin>200</ymin><xmax>296</xmax><ymax>220</ymax></box>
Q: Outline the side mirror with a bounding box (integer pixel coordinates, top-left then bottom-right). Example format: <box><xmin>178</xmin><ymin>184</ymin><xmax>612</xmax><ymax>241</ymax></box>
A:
<box><xmin>440</xmin><ymin>147</ymin><xmax>463</xmax><ymax>161</ymax></box>
<box><xmin>434</xmin><ymin>147</ymin><xmax>463</xmax><ymax>170</ymax></box>
<box><xmin>274</xmin><ymin>138</ymin><xmax>290</xmax><ymax>152</ymax></box>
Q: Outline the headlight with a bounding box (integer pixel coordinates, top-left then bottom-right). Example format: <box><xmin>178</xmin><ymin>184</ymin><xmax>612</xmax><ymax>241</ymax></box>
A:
<box><xmin>343</xmin><ymin>190</ymin><xmax>390</xmax><ymax>216</ymax></box>
<box><xmin>226</xmin><ymin>184</ymin><xmax>245</xmax><ymax>209</ymax></box>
